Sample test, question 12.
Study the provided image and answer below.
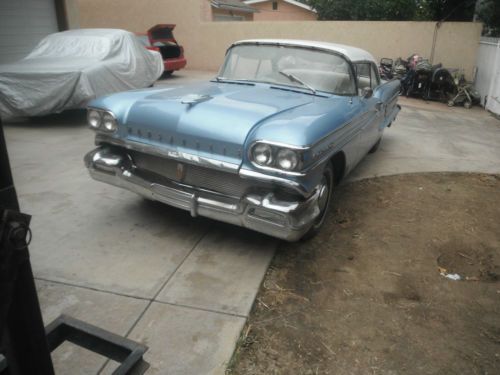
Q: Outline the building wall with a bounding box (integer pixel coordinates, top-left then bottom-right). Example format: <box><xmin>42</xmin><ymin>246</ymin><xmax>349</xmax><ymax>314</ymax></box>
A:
<box><xmin>75</xmin><ymin>0</ymin><xmax>482</xmax><ymax>79</ymax></box>
<box><xmin>64</xmin><ymin>0</ymin><xmax>80</xmax><ymax>28</ymax></box>
<box><xmin>252</xmin><ymin>1</ymin><xmax>317</xmax><ymax>21</ymax></box>
<box><xmin>76</xmin><ymin>0</ymin><xmax>204</xmax><ymax>33</ymax></box>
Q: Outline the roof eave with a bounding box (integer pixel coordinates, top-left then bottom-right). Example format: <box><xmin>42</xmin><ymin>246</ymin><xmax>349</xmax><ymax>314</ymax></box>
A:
<box><xmin>243</xmin><ymin>0</ymin><xmax>317</xmax><ymax>13</ymax></box>
<box><xmin>211</xmin><ymin>1</ymin><xmax>259</xmax><ymax>13</ymax></box>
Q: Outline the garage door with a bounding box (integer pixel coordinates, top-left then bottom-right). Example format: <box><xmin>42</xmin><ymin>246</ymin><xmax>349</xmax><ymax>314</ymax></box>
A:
<box><xmin>0</xmin><ymin>0</ymin><xmax>59</xmax><ymax>64</ymax></box>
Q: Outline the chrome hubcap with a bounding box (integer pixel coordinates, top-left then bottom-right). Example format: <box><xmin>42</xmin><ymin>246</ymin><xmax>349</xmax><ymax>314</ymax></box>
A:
<box><xmin>317</xmin><ymin>179</ymin><xmax>330</xmax><ymax>213</ymax></box>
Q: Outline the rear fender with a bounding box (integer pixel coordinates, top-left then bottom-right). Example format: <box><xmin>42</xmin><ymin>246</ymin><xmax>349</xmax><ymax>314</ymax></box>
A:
<box><xmin>374</xmin><ymin>80</ymin><xmax>400</xmax><ymax>129</ymax></box>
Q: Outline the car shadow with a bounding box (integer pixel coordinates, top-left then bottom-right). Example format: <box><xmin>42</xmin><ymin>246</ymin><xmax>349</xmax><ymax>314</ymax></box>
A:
<box><xmin>139</xmin><ymin>197</ymin><xmax>278</xmax><ymax>243</ymax></box>
<box><xmin>4</xmin><ymin>109</ymin><xmax>87</xmax><ymax>128</ymax></box>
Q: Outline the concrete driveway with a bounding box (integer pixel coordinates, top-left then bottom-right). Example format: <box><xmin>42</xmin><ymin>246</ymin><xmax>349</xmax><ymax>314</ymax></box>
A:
<box><xmin>3</xmin><ymin>70</ymin><xmax>500</xmax><ymax>374</ymax></box>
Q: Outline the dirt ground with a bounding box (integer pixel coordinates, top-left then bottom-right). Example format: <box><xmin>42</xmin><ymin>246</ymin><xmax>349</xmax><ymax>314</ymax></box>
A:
<box><xmin>228</xmin><ymin>173</ymin><xmax>500</xmax><ymax>375</ymax></box>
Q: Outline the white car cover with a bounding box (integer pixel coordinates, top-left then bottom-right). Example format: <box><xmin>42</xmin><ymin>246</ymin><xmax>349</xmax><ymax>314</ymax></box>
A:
<box><xmin>0</xmin><ymin>29</ymin><xmax>163</xmax><ymax>118</ymax></box>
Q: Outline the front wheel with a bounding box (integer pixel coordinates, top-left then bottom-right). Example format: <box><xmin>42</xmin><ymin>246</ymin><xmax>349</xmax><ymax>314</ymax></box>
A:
<box><xmin>301</xmin><ymin>163</ymin><xmax>334</xmax><ymax>240</ymax></box>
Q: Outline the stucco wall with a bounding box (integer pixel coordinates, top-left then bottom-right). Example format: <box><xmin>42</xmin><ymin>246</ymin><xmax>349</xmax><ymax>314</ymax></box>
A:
<box><xmin>252</xmin><ymin>1</ymin><xmax>317</xmax><ymax>21</ymax></box>
<box><xmin>75</xmin><ymin>0</ymin><xmax>482</xmax><ymax>79</ymax></box>
<box><xmin>64</xmin><ymin>0</ymin><xmax>80</xmax><ymax>28</ymax></box>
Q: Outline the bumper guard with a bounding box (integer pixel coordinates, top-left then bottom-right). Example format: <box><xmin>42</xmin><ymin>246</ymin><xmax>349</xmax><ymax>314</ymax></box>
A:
<box><xmin>84</xmin><ymin>147</ymin><xmax>321</xmax><ymax>241</ymax></box>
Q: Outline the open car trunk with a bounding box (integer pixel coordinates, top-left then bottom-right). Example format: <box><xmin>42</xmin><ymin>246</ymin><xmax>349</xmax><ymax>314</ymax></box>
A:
<box><xmin>148</xmin><ymin>24</ymin><xmax>182</xmax><ymax>60</ymax></box>
<box><xmin>155</xmin><ymin>43</ymin><xmax>181</xmax><ymax>59</ymax></box>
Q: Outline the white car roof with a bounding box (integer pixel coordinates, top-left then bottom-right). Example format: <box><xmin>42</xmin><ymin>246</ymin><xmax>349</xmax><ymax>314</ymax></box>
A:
<box><xmin>232</xmin><ymin>39</ymin><xmax>376</xmax><ymax>63</ymax></box>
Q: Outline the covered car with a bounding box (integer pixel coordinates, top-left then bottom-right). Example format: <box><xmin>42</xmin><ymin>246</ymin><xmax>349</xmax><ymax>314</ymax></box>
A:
<box><xmin>136</xmin><ymin>24</ymin><xmax>187</xmax><ymax>75</ymax></box>
<box><xmin>0</xmin><ymin>29</ymin><xmax>163</xmax><ymax>119</ymax></box>
<box><xmin>84</xmin><ymin>39</ymin><xmax>400</xmax><ymax>241</ymax></box>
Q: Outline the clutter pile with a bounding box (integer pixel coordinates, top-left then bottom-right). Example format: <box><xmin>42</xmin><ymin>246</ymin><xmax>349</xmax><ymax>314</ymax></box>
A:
<box><xmin>378</xmin><ymin>53</ymin><xmax>480</xmax><ymax>109</ymax></box>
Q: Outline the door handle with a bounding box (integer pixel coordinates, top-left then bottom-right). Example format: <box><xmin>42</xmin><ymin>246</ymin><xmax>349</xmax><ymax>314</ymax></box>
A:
<box><xmin>375</xmin><ymin>102</ymin><xmax>383</xmax><ymax>112</ymax></box>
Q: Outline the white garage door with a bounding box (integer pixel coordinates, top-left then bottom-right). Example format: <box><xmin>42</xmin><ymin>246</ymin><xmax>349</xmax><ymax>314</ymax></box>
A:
<box><xmin>0</xmin><ymin>0</ymin><xmax>59</xmax><ymax>64</ymax></box>
<box><xmin>486</xmin><ymin>41</ymin><xmax>500</xmax><ymax>116</ymax></box>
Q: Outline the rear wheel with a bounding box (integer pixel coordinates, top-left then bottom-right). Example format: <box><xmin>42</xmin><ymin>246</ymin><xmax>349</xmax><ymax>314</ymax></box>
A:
<box><xmin>163</xmin><ymin>70</ymin><xmax>174</xmax><ymax>78</ymax></box>
<box><xmin>301</xmin><ymin>163</ymin><xmax>334</xmax><ymax>240</ymax></box>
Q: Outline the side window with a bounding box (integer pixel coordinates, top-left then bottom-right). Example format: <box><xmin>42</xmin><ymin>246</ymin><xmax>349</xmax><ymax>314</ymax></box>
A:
<box><xmin>355</xmin><ymin>63</ymin><xmax>371</xmax><ymax>93</ymax></box>
<box><xmin>370</xmin><ymin>63</ymin><xmax>380</xmax><ymax>89</ymax></box>
<box><xmin>355</xmin><ymin>62</ymin><xmax>380</xmax><ymax>92</ymax></box>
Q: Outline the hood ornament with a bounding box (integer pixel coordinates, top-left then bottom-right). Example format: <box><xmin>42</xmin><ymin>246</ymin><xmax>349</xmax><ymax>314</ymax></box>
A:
<box><xmin>181</xmin><ymin>94</ymin><xmax>212</xmax><ymax>106</ymax></box>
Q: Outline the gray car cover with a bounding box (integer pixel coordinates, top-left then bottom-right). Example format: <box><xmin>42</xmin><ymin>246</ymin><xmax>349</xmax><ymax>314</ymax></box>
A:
<box><xmin>0</xmin><ymin>29</ymin><xmax>163</xmax><ymax>118</ymax></box>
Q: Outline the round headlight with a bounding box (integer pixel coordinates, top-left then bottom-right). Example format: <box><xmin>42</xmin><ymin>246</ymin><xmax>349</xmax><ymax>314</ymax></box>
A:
<box><xmin>88</xmin><ymin>110</ymin><xmax>102</xmax><ymax>129</ymax></box>
<box><xmin>102</xmin><ymin>113</ymin><xmax>117</xmax><ymax>132</ymax></box>
<box><xmin>253</xmin><ymin>143</ymin><xmax>273</xmax><ymax>166</ymax></box>
<box><xmin>276</xmin><ymin>149</ymin><xmax>299</xmax><ymax>171</ymax></box>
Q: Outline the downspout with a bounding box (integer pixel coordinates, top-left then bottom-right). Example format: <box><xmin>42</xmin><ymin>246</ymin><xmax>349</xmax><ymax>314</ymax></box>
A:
<box><xmin>430</xmin><ymin>1</ymin><xmax>469</xmax><ymax>63</ymax></box>
<box><xmin>429</xmin><ymin>21</ymin><xmax>442</xmax><ymax>64</ymax></box>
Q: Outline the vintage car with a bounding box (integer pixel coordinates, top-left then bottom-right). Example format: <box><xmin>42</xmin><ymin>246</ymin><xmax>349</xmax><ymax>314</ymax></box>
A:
<box><xmin>136</xmin><ymin>24</ymin><xmax>187</xmax><ymax>76</ymax></box>
<box><xmin>0</xmin><ymin>29</ymin><xmax>163</xmax><ymax>119</ymax></box>
<box><xmin>84</xmin><ymin>39</ymin><xmax>400</xmax><ymax>241</ymax></box>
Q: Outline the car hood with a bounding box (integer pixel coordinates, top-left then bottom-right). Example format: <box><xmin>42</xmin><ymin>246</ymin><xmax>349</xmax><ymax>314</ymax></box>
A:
<box><xmin>117</xmin><ymin>82</ymin><xmax>314</xmax><ymax>165</ymax></box>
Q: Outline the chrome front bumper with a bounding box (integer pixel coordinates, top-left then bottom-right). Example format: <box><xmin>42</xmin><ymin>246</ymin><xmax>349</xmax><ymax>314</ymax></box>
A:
<box><xmin>84</xmin><ymin>147</ymin><xmax>321</xmax><ymax>241</ymax></box>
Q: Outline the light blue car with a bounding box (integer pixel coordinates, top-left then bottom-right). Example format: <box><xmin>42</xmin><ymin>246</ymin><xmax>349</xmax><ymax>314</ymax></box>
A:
<box><xmin>84</xmin><ymin>39</ymin><xmax>400</xmax><ymax>241</ymax></box>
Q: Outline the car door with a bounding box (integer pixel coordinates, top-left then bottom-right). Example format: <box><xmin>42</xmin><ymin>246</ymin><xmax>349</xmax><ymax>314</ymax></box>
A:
<box><xmin>354</xmin><ymin>62</ymin><xmax>383</xmax><ymax>154</ymax></box>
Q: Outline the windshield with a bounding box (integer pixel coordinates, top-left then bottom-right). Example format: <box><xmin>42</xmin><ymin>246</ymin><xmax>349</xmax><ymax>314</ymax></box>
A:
<box><xmin>219</xmin><ymin>44</ymin><xmax>356</xmax><ymax>95</ymax></box>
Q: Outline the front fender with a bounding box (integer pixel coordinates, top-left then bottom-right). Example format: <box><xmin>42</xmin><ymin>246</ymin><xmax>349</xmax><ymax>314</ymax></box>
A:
<box><xmin>241</xmin><ymin>95</ymin><xmax>365</xmax><ymax>195</ymax></box>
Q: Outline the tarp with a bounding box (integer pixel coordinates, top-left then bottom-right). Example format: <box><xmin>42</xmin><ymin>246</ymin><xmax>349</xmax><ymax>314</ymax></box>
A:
<box><xmin>0</xmin><ymin>29</ymin><xmax>163</xmax><ymax>119</ymax></box>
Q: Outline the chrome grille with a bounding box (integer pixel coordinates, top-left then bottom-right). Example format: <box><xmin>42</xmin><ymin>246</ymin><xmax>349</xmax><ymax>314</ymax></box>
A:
<box><xmin>128</xmin><ymin>150</ymin><xmax>255</xmax><ymax>197</ymax></box>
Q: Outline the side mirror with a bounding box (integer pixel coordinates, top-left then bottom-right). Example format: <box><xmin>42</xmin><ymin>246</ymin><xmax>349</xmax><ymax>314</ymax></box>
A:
<box><xmin>362</xmin><ymin>87</ymin><xmax>373</xmax><ymax>99</ymax></box>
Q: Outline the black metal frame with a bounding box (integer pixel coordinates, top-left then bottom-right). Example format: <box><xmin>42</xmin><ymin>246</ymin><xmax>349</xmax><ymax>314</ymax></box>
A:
<box><xmin>0</xmin><ymin>118</ymin><xmax>149</xmax><ymax>375</ymax></box>
<box><xmin>0</xmin><ymin>355</ymin><xmax>6</xmax><ymax>372</ymax></box>
<box><xmin>46</xmin><ymin>315</ymin><xmax>149</xmax><ymax>375</ymax></box>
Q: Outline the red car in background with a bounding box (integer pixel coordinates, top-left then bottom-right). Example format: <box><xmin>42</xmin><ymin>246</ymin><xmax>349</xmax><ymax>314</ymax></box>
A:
<box><xmin>136</xmin><ymin>24</ymin><xmax>186</xmax><ymax>76</ymax></box>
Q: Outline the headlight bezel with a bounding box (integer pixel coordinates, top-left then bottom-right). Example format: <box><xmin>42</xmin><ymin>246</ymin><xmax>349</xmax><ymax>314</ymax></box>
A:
<box><xmin>87</xmin><ymin>108</ymin><xmax>118</xmax><ymax>133</ymax></box>
<box><xmin>276</xmin><ymin>148</ymin><xmax>299</xmax><ymax>171</ymax></box>
<box><xmin>102</xmin><ymin>112</ymin><xmax>117</xmax><ymax>132</ymax></box>
<box><xmin>249</xmin><ymin>141</ymin><xmax>306</xmax><ymax>174</ymax></box>
<box><xmin>87</xmin><ymin>109</ymin><xmax>102</xmax><ymax>129</ymax></box>
<box><xmin>252</xmin><ymin>143</ymin><xmax>274</xmax><ymax>166</ymax></box>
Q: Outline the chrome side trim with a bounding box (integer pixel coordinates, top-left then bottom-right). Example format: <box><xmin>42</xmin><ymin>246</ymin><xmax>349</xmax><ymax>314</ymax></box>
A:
<box><xmin>310</xmin><ymin>111</ymin><xmax>368</xmax><ymax>150</ymax></box>
<box><xmin>251</xmin><ymin>140</ymin><xmax>310</xmax><ymax>151</ymax></box>
<box><xmin>307</xmin><ymin>113</ymin><xmax>366</xmax><ymax>170</ymax></box>
<box><xmin>239</xmin><ymin>168</ymin><xmax>309</xmax><ymax>197</ymax></box>
<box><xmin>95</xmin><ymin>135</ymin><xmax>240</xmax><ymax>173</ymax></box>
<box><xmin>247</xmin><ymin>162</ymin><xmax>307</xmax><ymax>177</ymax></box>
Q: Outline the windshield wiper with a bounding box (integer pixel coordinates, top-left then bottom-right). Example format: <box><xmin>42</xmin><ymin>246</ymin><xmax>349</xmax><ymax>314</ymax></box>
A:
<box><xmin>214</xmin><ymin>77</ymin><xmax>255</xmax><ymax>84</ymax></box>
<box><xmin>278</xmin><ymin>71</ymin><xmax>316</xmax><ymax>95</ymax></box>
